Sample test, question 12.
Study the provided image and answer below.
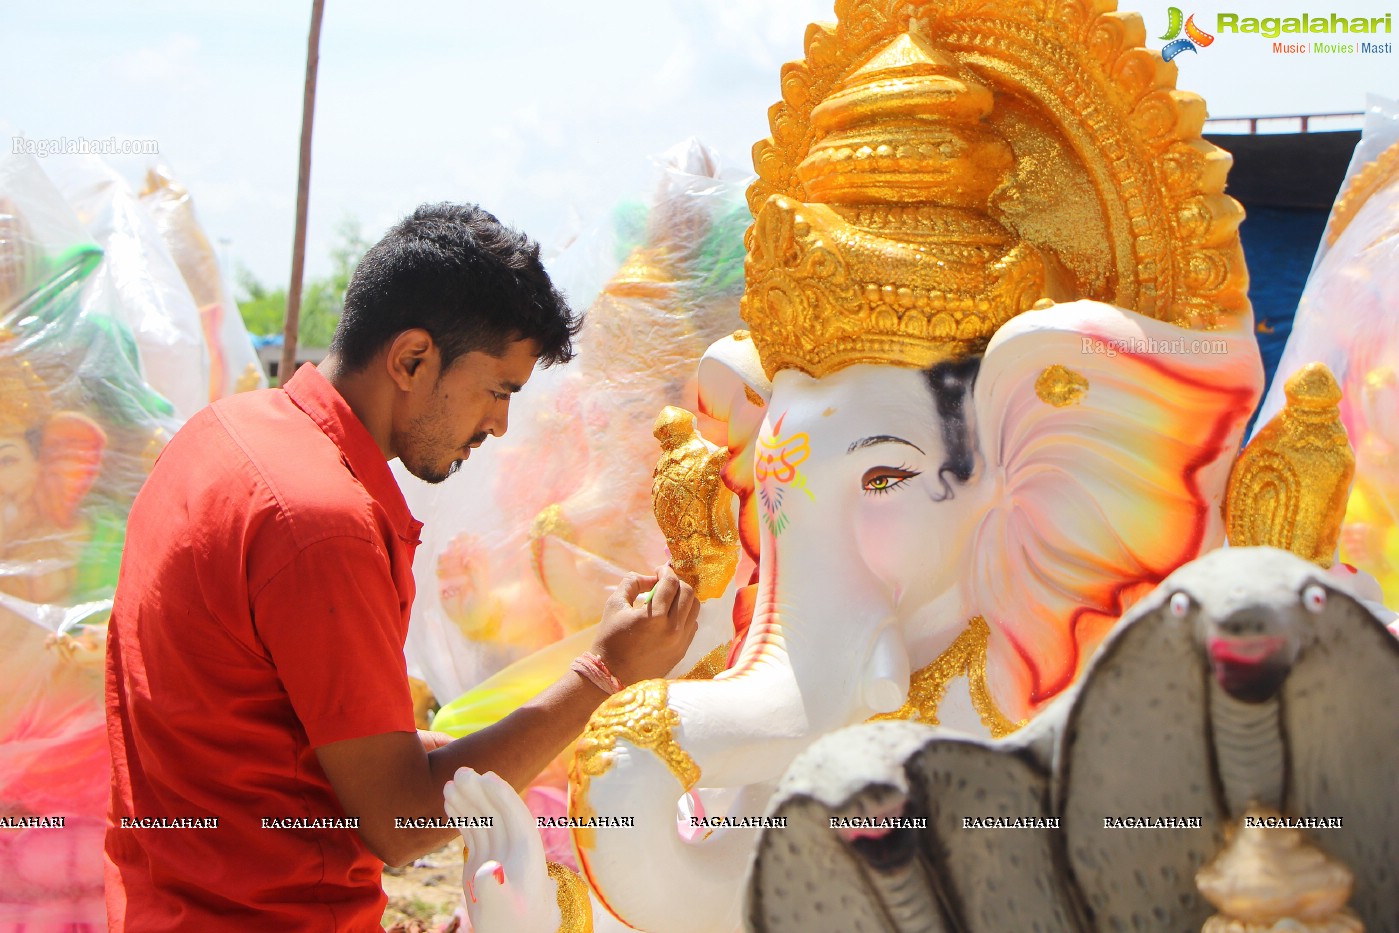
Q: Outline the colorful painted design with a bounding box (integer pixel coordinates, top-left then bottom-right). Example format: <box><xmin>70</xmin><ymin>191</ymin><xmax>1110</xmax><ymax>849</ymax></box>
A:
<box><xmin>1161</xmin><ymin>7</ymin><xmax>1215</xmax><ymax>61</ymax></box>
<box><xmin>754</xmin><ymin>413</ymin><xmax>813</xmax><ymax>536</ymax></box>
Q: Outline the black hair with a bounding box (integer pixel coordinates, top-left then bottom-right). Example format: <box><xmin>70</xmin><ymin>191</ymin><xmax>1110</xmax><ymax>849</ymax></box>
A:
<box><xmin>923</xmin><ymin>356</ymin><xmax>982</xmax><ymax>501</ymax></box>
<box><xmin>330</xmin><ymin>202</ymin><xmax>581</xmax><ymax>373</ymax></box>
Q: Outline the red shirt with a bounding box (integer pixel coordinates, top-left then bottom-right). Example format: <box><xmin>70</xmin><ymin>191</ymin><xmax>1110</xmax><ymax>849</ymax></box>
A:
<box><xmin>105</xmin><ymin>365</ymin><xmax>422</xmax><ymax>932</ymax></box>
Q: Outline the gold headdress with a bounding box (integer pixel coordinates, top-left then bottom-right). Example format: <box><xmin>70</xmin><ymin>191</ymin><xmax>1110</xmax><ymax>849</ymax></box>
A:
<box><xmin>742</xmin><ymin>0</ymin><xmax>1251</xmax><ymax>379</ymax></box>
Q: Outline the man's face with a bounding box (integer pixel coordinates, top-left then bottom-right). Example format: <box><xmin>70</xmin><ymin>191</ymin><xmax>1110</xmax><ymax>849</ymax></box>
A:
<box><xmin>396</xmin><ymin>338</ymin><xmax>540</xmax><ymax>484</ymax></box>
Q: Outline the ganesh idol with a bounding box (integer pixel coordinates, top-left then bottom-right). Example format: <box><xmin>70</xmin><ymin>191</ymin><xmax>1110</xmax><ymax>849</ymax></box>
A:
<box><xmin>449</xmin><ymin>1</ymin><xmax>1266</xmax><ymax>930</ymax></box>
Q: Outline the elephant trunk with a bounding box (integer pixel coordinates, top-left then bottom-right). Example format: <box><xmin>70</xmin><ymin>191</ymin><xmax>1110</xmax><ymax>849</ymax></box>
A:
<box><xmin>571</xmin><ymin>588</ymin><xmax>909</xmax><ymax>932</ymax></box>
<box><xmin>1207</xmin><ymin>681</ymin><xmax>1285</xmax><ymax>817</ymax></box>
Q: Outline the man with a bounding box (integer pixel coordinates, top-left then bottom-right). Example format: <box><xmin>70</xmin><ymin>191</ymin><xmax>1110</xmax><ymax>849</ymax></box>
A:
<box><xmin>104</xmin><ymin>203</ymin><xmax>700</xmax><ymax>931</ymax></box>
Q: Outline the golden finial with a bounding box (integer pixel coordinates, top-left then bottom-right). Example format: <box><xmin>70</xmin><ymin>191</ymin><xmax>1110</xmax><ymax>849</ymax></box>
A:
<box><xmin>741</xmin><ymin>0</ymin><xmax>1251</xmax><ymax>380</ymax></box>
<box><xmin>1197</xmin><ymin>805</ymin><xmax>1362</xmax><ymax>932</ymax></box>
<box><xmin>1225</xmin><ymin>363</ymin><xmax>1354</xmax><ymax>566</ymax></box>
<box><xmin>651</xmin><ymin>406</ymin><xmax>739</xmax><ymax>600</ymax></box>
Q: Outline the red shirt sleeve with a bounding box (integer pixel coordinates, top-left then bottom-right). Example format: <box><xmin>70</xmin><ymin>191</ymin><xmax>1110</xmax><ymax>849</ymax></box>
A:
<box><xmin>251</xmin><ymin>534</ymin><xmax>417</xmax><ymax>747</ymax></box>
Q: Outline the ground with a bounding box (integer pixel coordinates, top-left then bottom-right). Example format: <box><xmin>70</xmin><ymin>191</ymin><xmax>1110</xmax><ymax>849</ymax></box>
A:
<box><xmin>381</xmin><ymin>837</ymin><xmax>465</xmax><ymax>932</ymax></box>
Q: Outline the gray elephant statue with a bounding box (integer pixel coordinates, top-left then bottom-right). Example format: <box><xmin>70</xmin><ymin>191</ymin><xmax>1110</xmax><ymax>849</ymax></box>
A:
<box><xmin>747</xmin><ymin>547</ymin><xmax>1399</xmax><ymax>932</ymax></box>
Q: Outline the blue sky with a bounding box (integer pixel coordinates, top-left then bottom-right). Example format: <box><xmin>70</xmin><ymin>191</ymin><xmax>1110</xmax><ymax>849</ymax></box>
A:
<box><xmin>3</xmin><ymin>1</ymin><xmax>1394</xmax><ymax>295</ymax></box>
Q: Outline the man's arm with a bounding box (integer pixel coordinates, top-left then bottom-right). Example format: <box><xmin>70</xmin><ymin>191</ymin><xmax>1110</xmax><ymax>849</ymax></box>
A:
<box><xmin>317</xmin><ymin>566</ymin><xmax>699</xmax><ymax>867</ymax></box>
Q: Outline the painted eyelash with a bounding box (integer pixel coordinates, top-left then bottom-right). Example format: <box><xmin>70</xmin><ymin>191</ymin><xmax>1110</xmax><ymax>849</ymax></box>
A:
<box><xmin>864</xmin><ymin>464</ymin><xmax>921</xmax><ymax>495</ymax></box>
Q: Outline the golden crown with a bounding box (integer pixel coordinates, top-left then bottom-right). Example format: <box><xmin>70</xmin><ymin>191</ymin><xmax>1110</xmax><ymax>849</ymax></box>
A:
<box><xmin>741</xmin><ymin>0</ymin><xmax>1252</xmax><ymax>380</ymax></box>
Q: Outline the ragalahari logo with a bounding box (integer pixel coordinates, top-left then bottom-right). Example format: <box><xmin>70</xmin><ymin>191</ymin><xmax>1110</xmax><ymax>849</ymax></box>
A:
<box><xmin>1160</xmin><ymin>6</ymin><xmax>1216</xmax><ymax>60</ymax></box>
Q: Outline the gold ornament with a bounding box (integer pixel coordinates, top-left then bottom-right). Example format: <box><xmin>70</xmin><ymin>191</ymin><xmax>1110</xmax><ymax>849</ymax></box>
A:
<box><xmin>869</xmin><ymin>616</ymin><xmax>1024</xmax><ymax>738</ymax></box>
<box><xmin>680</xmin><ymin>641</ymin><xmax>733</xmax><ymax>681</ymax></box>
<box><xmin>44</xmin><ymin>628</ymin><xmax>107</xmax><ymax>670</ymax></box>
<box><xmin>0</xmin><ymin>330</ymin><xmax>52</xmax><ymax>436</ymax></box>
<box><xmin>1225</xmin><ymin>364</ymin><xmax>1354</xmax><ymax>567</ymax></box>
<box><xmin>1035</xmin><ymin>364</ymin><xmax>1089</xmax><ymax>408</ymax></box>
<box><xmin>548</xmin><ymin>862</ymin><xmax>595</xmax><ymax>933</ymax></box>
<box><xmin>569</xmin><ymin>680</ymin><xmax>700</xmax><ymax>849</ymax></box>
<box><xmin>652</xmin><ymin>406</ymin><xmax>740</xmax><ymax>600</ymax></box>
<box><xmin>742</xmin><ymin>0</ymin><xmax>1249</xmax><ymax>380</ymax></box>
<box><xmin>1326</xmin><ymin>137</ymin><xmax>1399</xmax><ymax>248</ymax></box>
<box><xmin>407</xmin><ymin>676</ymin><xmax>437</xmax><ymax>730</ymax></box>
<box><xmin>234</xmin><ymin>362</ymin><xmax>263</xmax><ymax>394</ymax></box>
<box><xmin>1197</xmin><ymin>806</ymin><xmax>1362</xmax><ymax>932</ymax></box>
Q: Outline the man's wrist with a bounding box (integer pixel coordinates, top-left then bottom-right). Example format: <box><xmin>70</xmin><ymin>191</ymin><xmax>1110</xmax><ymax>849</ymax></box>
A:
<box><xmin>571</xmin><ymin>652</ymin><xmax>623</xmax><ymax>695</ymax></box>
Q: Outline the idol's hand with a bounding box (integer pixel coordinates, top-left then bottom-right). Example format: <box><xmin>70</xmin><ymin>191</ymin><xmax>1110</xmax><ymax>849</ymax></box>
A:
<box><xmin>444</xmin><ymin>767</ymin><xmax>560</xmax><ymax>933</ymax></box>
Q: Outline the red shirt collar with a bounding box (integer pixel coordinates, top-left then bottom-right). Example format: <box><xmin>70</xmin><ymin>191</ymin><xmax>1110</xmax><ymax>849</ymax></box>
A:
<box><xmin>282</xmin><ymin>364</ymin><xmax>422</xmax><ymax>543</ymax></box>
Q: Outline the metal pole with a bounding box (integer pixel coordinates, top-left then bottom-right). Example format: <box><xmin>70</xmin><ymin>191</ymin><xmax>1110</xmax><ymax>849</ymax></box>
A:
<box><xmin>280</xmin><ymin>0</ymin><xmax>325</xmax><ymax>385</ymax></box>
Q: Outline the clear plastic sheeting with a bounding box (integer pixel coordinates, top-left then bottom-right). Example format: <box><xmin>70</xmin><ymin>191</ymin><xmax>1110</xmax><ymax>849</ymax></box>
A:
<box><xmin>398</xmin><ymin>138</ymin><xmax>750</xmax><ymax>706</ymax></box>
<box><xmin>139</xmin><ymin>165</ymin><xmax>267</xmax><ymax>400</ymax></box>
<box><xmin>1255</xmin><ymin>95</ymin><xmax>1399</xmax><ymax>603</ymax></box>
<box><xmin>0</xmin><ymin>152</ymin><xmax>182</xmax><ymax>930</ymax></box>
<box><xmin>46</xmin><ymin>155</ymin><xmax>212</xmax><ymax>422</ymax></box>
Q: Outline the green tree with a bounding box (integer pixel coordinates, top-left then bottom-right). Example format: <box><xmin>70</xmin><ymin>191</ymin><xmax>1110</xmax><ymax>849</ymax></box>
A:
<box><xmin>234</xmin><ymin>216</ymin><xmax>370</xmax><ymax>348</ymax></box>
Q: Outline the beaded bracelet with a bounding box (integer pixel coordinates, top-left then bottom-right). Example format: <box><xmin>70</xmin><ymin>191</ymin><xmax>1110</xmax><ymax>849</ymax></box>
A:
<box><xmin>572</xmin><ymin>652</ymin><xmax>623</xmax><ymax>695</ymax></box>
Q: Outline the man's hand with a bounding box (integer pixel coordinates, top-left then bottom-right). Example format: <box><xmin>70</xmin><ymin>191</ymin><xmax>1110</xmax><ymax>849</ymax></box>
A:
<box><xmin>590</xmin><ymin>565</ymin><xmax>700</xmax><ymax>687</ymax></box>
<box><xmin>316</xmin><ymin>565</ymin><xmax>699</xmax><ymax>866</ymax></box>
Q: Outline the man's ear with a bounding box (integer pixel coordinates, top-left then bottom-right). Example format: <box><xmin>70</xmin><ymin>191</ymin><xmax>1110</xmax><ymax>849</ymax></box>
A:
<box><xmin>385</xmin><ymin>329</ymin><xmax>436</xmax><ymax>391</ymax></box>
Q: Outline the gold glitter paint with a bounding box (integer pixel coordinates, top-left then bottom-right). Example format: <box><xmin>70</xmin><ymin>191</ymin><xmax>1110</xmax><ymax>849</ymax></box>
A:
<box><xmin>1034</xmin><ymin>364</ymin><xmax>1089</xmax><ymax>408</ymax></box>
<box><xmin>870</xmin><ymin>616</ymin><xmax>1025</xmax><ymax>738</ymax></box>
<box><xmin>680</xmin><ymin>641</ymin><xmax>733</xmax><ymax>680</ymax></box>
<box><xmin>1225</xmin><ymin>363</ymin><xmax>1354</xmax><ymax>567</ymax></box>
<box><xmin>652</xmin><ymin>406</ymin><xmax>741</xmax><ymax>600</ymax></box>
<box><xmin>548</xmin><ymin>862</ymin><xmax>595</xmax><ymax>933</ymax></box>
<box><xmin>569</xmin><ymin>680</ymin><xmax>701</xmax><ymax>850</ymax></box>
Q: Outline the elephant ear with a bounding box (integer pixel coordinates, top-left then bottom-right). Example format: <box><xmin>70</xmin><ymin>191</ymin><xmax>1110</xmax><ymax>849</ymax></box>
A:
<box><xmin>698</xmin><ymin>334</ymin><xmax>771</xmax><ymax>654</ymax></box>
<box><xmin>1056</xmin><ymin>585</ymin><xmax>1225</xmax><ymax>930</ymax></box>
<box><xmin>968</xmin><ymin>299</ymin><xmax>1262</xmax><ymax>717</ymax></box>
<box><xmin>1282</xmin><ymin>584</ymin><xmax>1399</xmax><ymax>930</ymax></box>
<box><xmin>36</xmin><ymin>411</ymin><xmax>107</xmax><ymax>528</ymax></box>
<box><xmin>907</xmin><ymin>728</ymin><xmax>1081</xmax><ymax>931</ymax></box>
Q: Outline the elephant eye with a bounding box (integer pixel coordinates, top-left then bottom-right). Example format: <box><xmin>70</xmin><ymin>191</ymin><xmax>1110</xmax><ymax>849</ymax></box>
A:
<box><xmin>862</xmin><ymin>466</ymin><xmax>920</xmax><ymax>495</ymax></box>
<box><xmin>1301</xmin><ymin>584</ymin><xmax>1326</xmax><ymax>614</ymax></box>
<box><xmin>1168</xmin><ymin>592</ymin><xmax>1192</xmax><ymax>618</ymax></box>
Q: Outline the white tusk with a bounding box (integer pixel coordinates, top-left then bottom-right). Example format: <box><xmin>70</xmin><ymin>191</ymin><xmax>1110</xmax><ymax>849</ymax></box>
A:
<box><xmin>863</xmin><ymin>624</ymin><xmax>910</xmax><ymax>714</ymax></box>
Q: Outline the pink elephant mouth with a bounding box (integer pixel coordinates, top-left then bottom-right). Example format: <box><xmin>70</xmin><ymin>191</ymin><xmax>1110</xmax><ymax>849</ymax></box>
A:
<box><xmin>832</xmin><ymin>800</ymin><xmax>907</xmax><ymax>843</ymax></box>
<box><xmin>1208</xmin><ymin>635</ymin><xmax>1291</xmax><ymax>703</ymax></box>
<box><xmin>1208</xmin><ymin>635</ymin><xmax>1286</xmax><ymax>666</ymax></box>
<box><xmin>833</xmin><ymin>800</ymin><xmax>919</xmax><ymax>873</ymax></box>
